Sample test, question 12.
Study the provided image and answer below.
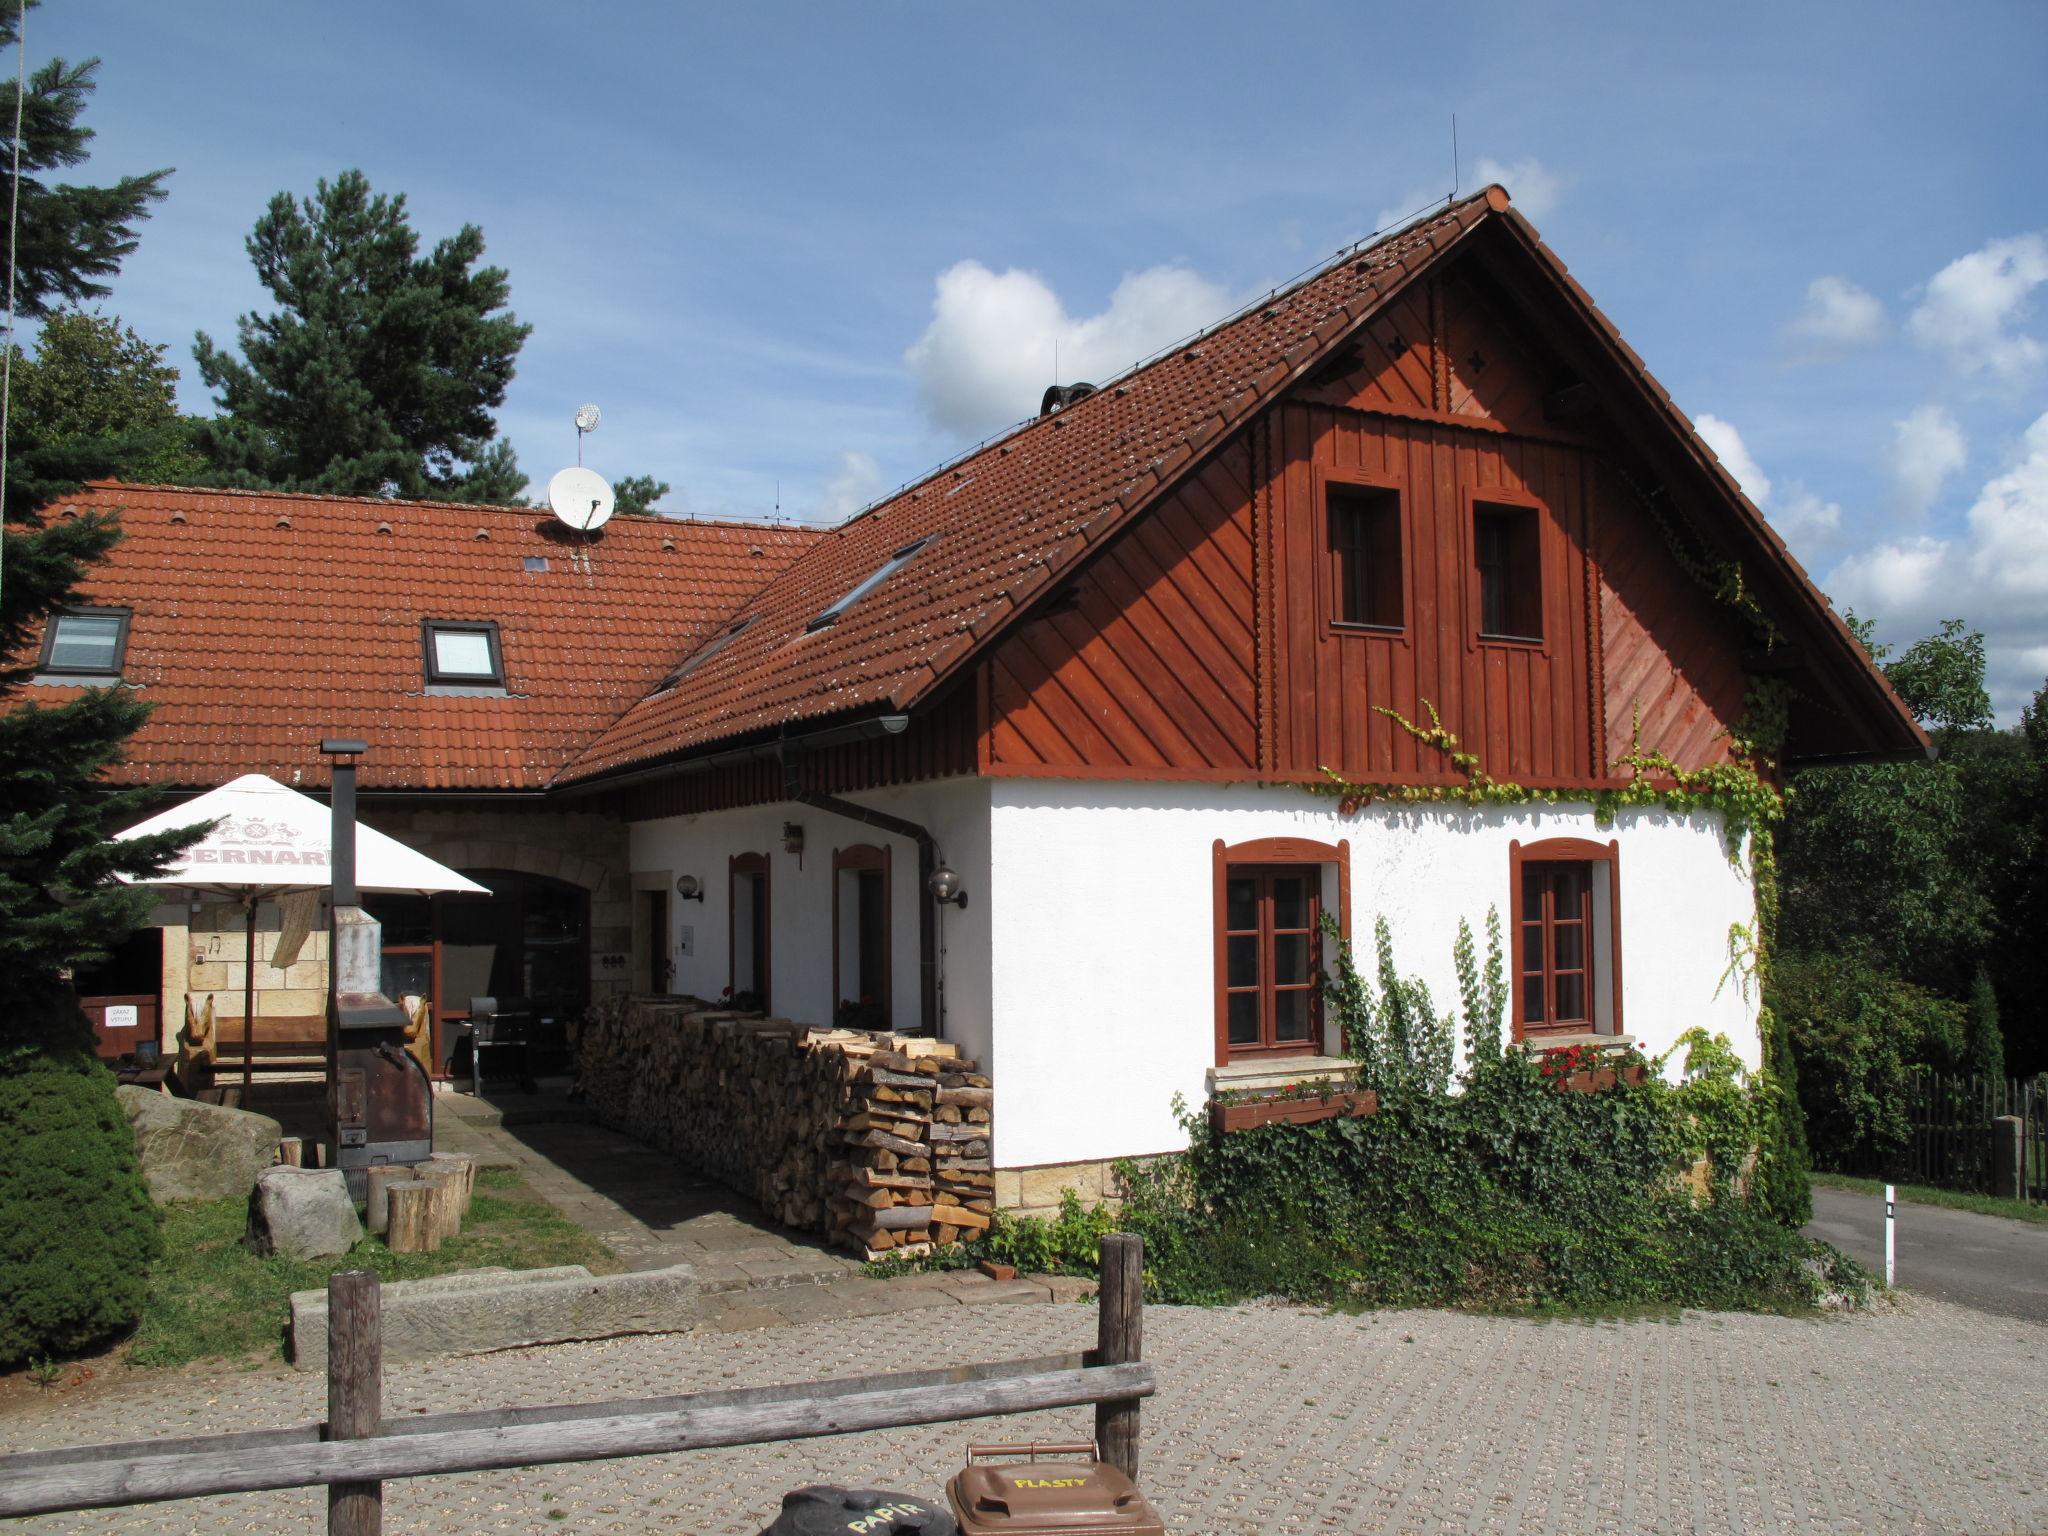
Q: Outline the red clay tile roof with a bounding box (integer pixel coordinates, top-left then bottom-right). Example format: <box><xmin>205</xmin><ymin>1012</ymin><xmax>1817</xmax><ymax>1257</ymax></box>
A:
<box><xmin>22</xmin><ymin>484</ymin><xmax>818</xmax><ymax>790</ymax></box>
<box><xmin>562</xmin><ymin>195</ymin><xmax>1505</xmax><ymax>782</ymax></box>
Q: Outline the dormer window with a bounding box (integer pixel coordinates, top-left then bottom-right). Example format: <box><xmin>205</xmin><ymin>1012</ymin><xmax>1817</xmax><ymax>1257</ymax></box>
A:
<box><xmin>658</xmin><ymin>616</ymin><xmax>754</xmax><ymax>693</ymax></box>
<box><xmin>422</xmin><ymin>620</ymin><xmax>503</xmax><ymax>686</ymax></box>
<box><xmin>41</xmin><ymin>607</ymin><xmax>131</xmax><ymax>678</ymax></box>
<box><xmin>805</xmin><ymin>536</ymin><xmax>937</xmax><ymax>633</ymax></box>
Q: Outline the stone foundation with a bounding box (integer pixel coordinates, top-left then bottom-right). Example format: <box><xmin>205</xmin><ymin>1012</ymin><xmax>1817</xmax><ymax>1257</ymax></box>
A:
<box><xmin>994</xmin><ymin>1157</ymin><xmax>1158</xmax><ymax>1223</ymax></box>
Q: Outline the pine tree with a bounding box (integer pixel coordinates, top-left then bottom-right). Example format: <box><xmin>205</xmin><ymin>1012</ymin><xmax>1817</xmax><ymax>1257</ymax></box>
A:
<box><xmin>0</xmin><ymin>0</ymin><xmax>190</xmax><ymax>1364</ymax></box>
<box><xmin>192</xmin><ymin>169</ymin><xmax>532</xmax><ymax>503</ymax></box>
<box><xmin>612</xmin><ymin>474</ymin><xmax>671</xmax><ymax>517</ymax></box>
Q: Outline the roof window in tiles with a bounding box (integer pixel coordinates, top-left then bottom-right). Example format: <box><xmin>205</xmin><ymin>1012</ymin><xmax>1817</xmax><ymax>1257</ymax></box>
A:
<box><xmin>804</xmin><ymin>536</ymin><xmax>937</xmax><ymax>633</ymax></box>
<box><xmin>41</xmin><ymin>606</ymin><xmax>130</xmax><ymax>677</ymax></box>
<box><xmin>657</xmin><ymin>616</ymin><xmax>754</xmax><ymax>692</ymax></box>
<box><xmin>422</xmin><ymin>619</ymin><xmax>503</xmax><ymax>686</ymax></box>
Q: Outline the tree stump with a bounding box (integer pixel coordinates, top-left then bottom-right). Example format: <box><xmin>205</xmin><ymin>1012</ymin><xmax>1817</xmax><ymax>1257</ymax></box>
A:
<box><xmin>383</xmin><ymin>1180</ymin><xmax>444</xmax><ymax>1253</ymax></box>
<box><xmin>275</xmin><ymin>1136</ymin><xmax>304</xmax><ymax>1167</ymax></box>
<box><xmin>363</xmin><ymin>1166</ymin><xmax>410</xmax><ymax>1235</ymax></box>
<box><xmin>413</xmin><ymin>1165</ymin><xmax>468</xmax><ymax>1242</ymax></box>
<box><xmin>421</xmin><ymin>1153</ymin><xmax>477</xmax><ymax>1217</ymax></box>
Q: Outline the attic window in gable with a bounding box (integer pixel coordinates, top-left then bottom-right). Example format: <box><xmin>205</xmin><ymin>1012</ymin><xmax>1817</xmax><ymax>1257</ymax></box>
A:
<box><xmin>41</xmin><ymin>607</ymin><xmax>131</xmax><ymax>678</ymax></box>
<box><xmin>423</xmin><ymin>620</ymin><xmax>503</xmax><ymax>686</ymax></box>
<box><xmin>658</xmin><ymin>616</ymin><xmax>754</xmax><ymax>693</ymax></box>
<box><xmin>804</xmin><ymin>536</ymin><xmax>937</xmax><ymax>633</ymax></box>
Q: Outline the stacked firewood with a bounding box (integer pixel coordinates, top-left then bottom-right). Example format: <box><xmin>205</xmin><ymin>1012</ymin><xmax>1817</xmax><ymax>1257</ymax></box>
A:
<box><xmin>825</xmin><ymin>1044</ymin><xmax>995</xmax><ymax>1259</ymax></box>
<box><xmin>578</xmin><ymin>997</ymin><xmax>995</xmax><ymax>1255</ymax></box>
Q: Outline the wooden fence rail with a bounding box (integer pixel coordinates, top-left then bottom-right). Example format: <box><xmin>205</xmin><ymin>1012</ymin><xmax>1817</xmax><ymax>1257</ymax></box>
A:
<box><xmin>0</xmin><ymin>1236</ymin><xmax>1154</xmax><ymax>1531</ymax></box>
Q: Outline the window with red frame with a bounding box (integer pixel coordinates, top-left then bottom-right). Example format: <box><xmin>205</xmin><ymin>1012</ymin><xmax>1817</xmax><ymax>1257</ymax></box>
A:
<box><xmin>1519</xmin><ymin>860</ymin><xmax>1595</xmax><ymax>1031</ymax></box>
<box><xmin>1220</xmin><ymin>865</ymin><xmax>1322</xmax><ymax>1056</ymax></box>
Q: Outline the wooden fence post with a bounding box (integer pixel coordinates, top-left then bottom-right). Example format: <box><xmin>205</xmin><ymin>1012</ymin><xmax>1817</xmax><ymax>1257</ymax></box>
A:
<box><xmin>1093</xmin><ymin>1233</ymin><xmax>1143</xmax><ymax>1482</ymax></box>
<box><xmin>326</xmin><ymin>1269</ymin><xmax>382</xmax><ymax>1536</ymax></box>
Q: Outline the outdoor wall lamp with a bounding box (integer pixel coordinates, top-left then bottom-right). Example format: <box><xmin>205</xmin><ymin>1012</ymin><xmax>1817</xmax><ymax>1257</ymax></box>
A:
<box><xmin>782</xmin><ymin>822</ymin><xmax>805</xmax><ymax>857</ymax></box>
<box><xmin>927</xmin><ymin>864</ymin><xmax>968</xmax><ymax>908</ymax></box>
<box><xmin>674</xmin><ymin>874</ymin><xmax>704</xmax><ymax>902</ymax></box>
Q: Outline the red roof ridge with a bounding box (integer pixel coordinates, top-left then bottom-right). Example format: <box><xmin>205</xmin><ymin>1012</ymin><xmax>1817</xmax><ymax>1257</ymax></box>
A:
<box><xmin>78</xmin><ymin>479</ymin><xmax>814</xmax><ymax>537</ymax></box>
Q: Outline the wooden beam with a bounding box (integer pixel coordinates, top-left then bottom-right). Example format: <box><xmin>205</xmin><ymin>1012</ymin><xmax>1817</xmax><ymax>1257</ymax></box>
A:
<box><xmin>0</xmin><ymin>1364</ymin><xmax>1154</xmax><ymax>1518</ymax></box>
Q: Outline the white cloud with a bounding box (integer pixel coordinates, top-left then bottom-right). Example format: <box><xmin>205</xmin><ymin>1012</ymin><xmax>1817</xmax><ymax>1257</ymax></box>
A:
<box><xmin>1886</xmin><ymin>404</ymin><xmax>1967</xmax><ymax>518</ymax></box>
<box><xmin>904</xmin><ymin>260</ymin><xmax>1232</xmax><ymax>438</ymax></box>
<box><xmin>816</xmin><ymin>449</ymin><xmax>882</xmax><ymax>522</ymax></box>
<box><xmin>1694</xmin><ymin>413</ymin><xmax>1772</xmax><ymax>506</ymax></box>
<box><xmin>1472</xmin><ymin>157</ymin><xmax>1564</xmax><ymax>219</ymax></box>
<box><xmin>1963</xmin><ymin>411</ymin><xmax>2048</xmax><ymax>597</ymax></box>
<box><xmin>1772</xmin><ymin>486</ymin><xmax>1844</xmax><ymax>548</ymax></box>
<box><xmin>1907</xmin><ymin>232</ymin><xmax>2048</xmax><ymax>381</ymax></box>
<box><xmin>1827</xmin><ymin>410</ymin><xmax>2048</xmax><ymax>719</ymax></box>
<box><xmin>1789</xmin><ymin>275</ymin><xmax>1884</xmax><ymax>348</ymax></box>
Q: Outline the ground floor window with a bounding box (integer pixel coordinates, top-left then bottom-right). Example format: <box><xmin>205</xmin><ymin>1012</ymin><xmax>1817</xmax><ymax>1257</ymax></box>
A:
<box><xmin>833</xmin><ymin>843</ymin><xmax>891</xmax><ymax>1030</ymax></box>
<box><xmin>1509</xmin><ymin>838</ymin><xmax>1621</xmax><ymax>1039</ymax></box>
<box><xmin>1212</xmin><ymin>836</ymin><xmax>1350</xmax><ymax>1065</ymax></box>
<box><xmin>729</xmin><ymin>851</ymin><xmax>770</xmax><ymax>1010</ymax></box>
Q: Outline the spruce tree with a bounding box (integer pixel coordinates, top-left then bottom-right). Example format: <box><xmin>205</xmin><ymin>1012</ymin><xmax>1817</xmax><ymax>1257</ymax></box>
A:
<box><xmin>192</xmin><ymin>169</ymin><xmax>532</xmax><ymax>503</ymax></box>
<box><xmin>0</xmin><ymin>0</ymin><xmax>194</xmax><ymax>1364</ymax></box>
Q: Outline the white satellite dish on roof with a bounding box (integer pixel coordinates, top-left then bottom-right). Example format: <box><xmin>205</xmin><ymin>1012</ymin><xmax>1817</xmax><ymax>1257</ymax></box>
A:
<box><xmin>547</xmin><ymin>466</ymin><xmax>615</xmax><ymax>532</ymax></box>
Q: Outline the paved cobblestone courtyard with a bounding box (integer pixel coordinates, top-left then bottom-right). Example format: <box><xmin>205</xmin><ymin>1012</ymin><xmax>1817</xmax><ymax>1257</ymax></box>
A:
<box><xmin>5</xmin><ymin>1293</ymin><xmax>2041</xmax><ymax>1535</ymax></box>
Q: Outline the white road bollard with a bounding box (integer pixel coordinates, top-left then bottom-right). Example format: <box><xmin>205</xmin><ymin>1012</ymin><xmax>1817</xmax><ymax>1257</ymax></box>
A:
<box><xmin>1883</xmin><ymin>1183</ymin><xmax>1896</xmax><ymax>1288</ymax></box>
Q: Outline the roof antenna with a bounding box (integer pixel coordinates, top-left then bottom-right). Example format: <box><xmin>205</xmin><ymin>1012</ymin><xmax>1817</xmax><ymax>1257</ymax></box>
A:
<box><xmin>1450</xmin><ymin>113</ymin><xmax>1460</xmax><ymax>200</ymax></box>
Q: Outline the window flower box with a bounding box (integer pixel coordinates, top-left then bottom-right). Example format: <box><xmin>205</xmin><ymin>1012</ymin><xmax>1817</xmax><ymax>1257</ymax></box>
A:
<box><xmin>1210</xmin><ymin>1086</ymin><xmax>1378</xmax><ymax>1134</ymax></box>
<box><xmin>1533</xmin><ymin>1042</ymin><xmax>1649</xmax><ymax>1094</ymax></box>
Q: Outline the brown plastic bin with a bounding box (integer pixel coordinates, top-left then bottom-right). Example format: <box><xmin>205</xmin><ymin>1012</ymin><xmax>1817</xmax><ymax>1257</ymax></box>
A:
<box><xmin>948</xmin><ymin>1442</ymin><xmax>1164</xmax><ymax>1535</ymax></box>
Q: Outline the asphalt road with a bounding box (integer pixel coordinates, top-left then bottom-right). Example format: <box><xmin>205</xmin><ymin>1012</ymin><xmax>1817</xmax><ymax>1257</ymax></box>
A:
<box><xmin>1807</xmin><ymin>1184</ymin><xmax>2048</xmax><ymax>1322</ymax></box>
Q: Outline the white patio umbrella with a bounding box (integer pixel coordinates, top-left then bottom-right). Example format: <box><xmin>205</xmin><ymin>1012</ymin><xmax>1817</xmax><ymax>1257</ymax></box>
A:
<box><xmin>113</xmin><ymin>773</ymin><xmax>488</xmax><ymax>1096</ymax></box>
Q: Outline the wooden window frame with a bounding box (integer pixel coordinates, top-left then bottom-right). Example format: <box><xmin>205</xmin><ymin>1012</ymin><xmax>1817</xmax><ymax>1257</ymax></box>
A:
<box><xmin>1315</xmin><ymin>464</ymin><xmax>1408</xmax><ymax>639</ymax></box>
<box><xmin>831</xmin><ymin>843</ymin><xmax>892</xmax><ymax>1024</ymax></box>
<box><xmin>728</xmin><ymin>851</ymin><xmax>771</xmax><ymax>1009</ymax></box>
<box><xmin>421</xmin><ymin>618</ymin><xmax>505</xmax><ymax>686</ymax></box>
<box><xmin>1211</xmin><ymin>836</ymin><xmax>1351</xmax><ymax>1066</ymax></box>
<box><xmin>1463</xmin><ymin>486</ymin><xmax>1549</xmax><ymax>654</ymax></box>
<box><xmin>39</xmin><ymin>605</ymin><xmax>132</xmax><ymax>678</ymax></box>
<box><xmin>1508</xmin><ymin>837</ymin><xmax>1622</xmax><ymax>1040</ymax></box>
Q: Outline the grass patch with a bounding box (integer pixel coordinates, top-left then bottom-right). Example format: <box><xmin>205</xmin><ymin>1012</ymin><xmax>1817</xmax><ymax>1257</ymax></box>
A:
<box><xmin>1809</xmin><ymin>1171</ymin><xmax>2048</xmax><ymax>1227</ymax></box>
<box><xmin>127</xmin><ymin>1167</ymin><xmax>620</xmax><ymax>1369</ymax></box>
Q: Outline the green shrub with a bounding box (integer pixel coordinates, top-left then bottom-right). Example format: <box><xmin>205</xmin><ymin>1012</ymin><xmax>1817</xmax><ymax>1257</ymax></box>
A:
<box><xmin>0</xmin><ymin>1047</ymin><xmax>160</xmax><ymax>1365</ymax></box>
<box><xmin>1772</xmin><ymin>952</ymin><xmax>1967</xmax><ymax>1173</ymax></box>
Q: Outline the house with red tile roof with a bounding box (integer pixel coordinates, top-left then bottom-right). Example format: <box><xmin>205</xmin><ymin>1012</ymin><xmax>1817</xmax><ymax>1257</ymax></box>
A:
<box><xmin>30</xmin><ymin>188</ymin><xmax>1923</xmax><ymax>1196</ymax></box>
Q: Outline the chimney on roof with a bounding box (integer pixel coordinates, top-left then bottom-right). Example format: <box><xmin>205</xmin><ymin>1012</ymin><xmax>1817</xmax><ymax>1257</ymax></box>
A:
<box><xmin>1040</xmin><ymin>381</ymin><xmax>1096</xmax><ymax>418</ymax></box>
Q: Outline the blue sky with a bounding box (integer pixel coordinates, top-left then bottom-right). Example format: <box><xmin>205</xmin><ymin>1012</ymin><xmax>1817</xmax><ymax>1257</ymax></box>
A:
<box><xmin>42</xmin><ymin>0</ymin><xmax>2048</xmax><ymax>717</ymax></box>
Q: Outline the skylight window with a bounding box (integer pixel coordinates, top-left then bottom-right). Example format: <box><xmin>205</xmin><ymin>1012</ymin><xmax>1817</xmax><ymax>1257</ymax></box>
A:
<box><xmin>657</xmin><ymin>616</ymin><xmax>754</xmax><ymax>692</ymax></box>
<box><xmin>804</xmin><ymin>536</ymin><xmax>937</xmax><ymax>633</ymax></box>
<box><xmin>422</xmin><ymin>620</ymin><xmax>504</xmax><ymax>686</ymax></box>
<box><xmin>41</xmin><ymin>607</ymin><xmax>130</xmax><ymax>677</ymax></box>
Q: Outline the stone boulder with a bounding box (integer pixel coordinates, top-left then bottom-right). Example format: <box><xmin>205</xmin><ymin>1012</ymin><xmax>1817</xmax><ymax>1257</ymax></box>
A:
<box><xmin>117</xmin><ymin>1085</ymin><xmax>282</xmax><ymax>1204</ymax></box>
<box><xmin>248</xmin><ymin>1166</ymin><xmax>362</xmax><ymax>1259</ymax></box>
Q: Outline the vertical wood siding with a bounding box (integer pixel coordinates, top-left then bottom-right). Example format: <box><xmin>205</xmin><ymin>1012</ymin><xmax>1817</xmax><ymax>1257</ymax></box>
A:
<box><xmin>982</xmin><ymin>442</ymin><xmax>1259</xmax><ymax>773</ymax></box>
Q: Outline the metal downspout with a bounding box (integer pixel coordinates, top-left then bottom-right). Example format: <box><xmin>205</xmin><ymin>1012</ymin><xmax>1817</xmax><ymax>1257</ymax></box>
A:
<box><xmin>781</xmin><ymin>747</ymin><xmax>941</xmax><ymax>1039</ymax></box>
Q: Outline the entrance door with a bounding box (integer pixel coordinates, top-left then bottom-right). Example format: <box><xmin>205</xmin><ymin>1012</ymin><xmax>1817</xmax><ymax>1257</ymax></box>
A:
<box><xmin>642</xmin><ymin>888</ymin><xmax>670</xmax><ymax>994</ymax></box>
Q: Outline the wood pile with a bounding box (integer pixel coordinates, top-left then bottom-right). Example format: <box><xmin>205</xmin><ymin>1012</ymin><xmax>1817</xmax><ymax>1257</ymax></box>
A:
<box><xmin>578</xmin><ymin>996</ymin><xmax>996</xmax><ymax>1258</ymax></box>
<box><xmin>828</xmin><ymin>1045</ymin><xmax>995</xmax><ymax>1260</ymax></box>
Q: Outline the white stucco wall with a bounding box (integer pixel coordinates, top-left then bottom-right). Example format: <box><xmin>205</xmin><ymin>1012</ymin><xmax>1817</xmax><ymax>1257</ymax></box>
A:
<box><xmin>987</xmin><ymin>781</ymin><xmax>1761</xmax><ymax>1170</ymax></box>
<box><xmin>626</xmin><ymin>777</ymin><xmax>993</xmax><ymax>1066</ymax></box>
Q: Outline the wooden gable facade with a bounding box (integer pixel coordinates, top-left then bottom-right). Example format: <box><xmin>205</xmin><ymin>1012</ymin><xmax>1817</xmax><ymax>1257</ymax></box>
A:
<box><xmin>976</xmin><ymin>248</ymin><xmax>1750</xmax><ymax>791</ymax></box>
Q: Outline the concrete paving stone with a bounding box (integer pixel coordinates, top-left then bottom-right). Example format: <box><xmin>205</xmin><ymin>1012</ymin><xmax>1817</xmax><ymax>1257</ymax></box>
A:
<box><xmin>736</xmin><ymin>1257</ymin><xmax>840</xmax><ymax>1288</ymax></box>
<box><xmin>8</xmin><ymin>1296</ymin><xmax>2043</xmax><ymax>1536</ymax></box>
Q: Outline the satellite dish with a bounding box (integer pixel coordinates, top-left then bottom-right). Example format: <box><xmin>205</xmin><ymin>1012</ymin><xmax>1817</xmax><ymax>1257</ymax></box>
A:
<box><xmin>574</xmin><ymin>403</ymin><xmax>602</xmax><ymax>434</ymax></box>
<box><xmin>547</xmin><ymin>466</ymin><xmax>615</xmax><ymax>532</ymax></box>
